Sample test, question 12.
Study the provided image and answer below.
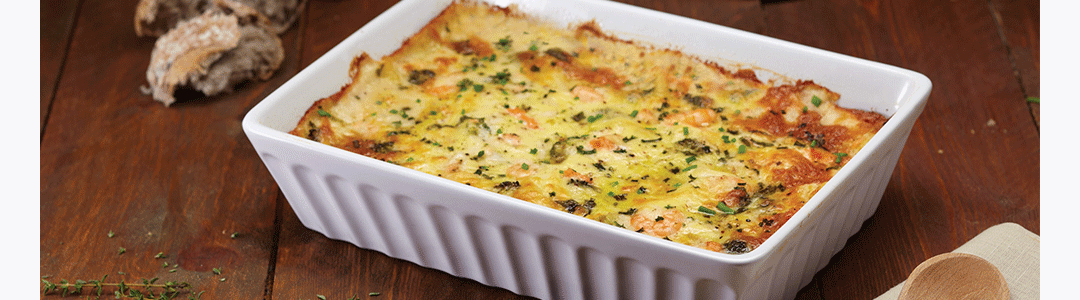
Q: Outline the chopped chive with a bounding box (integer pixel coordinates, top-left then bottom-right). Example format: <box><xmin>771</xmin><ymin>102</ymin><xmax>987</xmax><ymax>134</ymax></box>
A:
<box><xmin>530</xmin><ymin>148</ymin><xmax>538</xmax><ymax>154</ymax></box>
<box><xmin>118</xmin><ymin>247</ymin><xmax>126</xmax><ymax>255</ymax></box>
<box><xmin>154</xmin><ymin>252</ymin><xmax>166</xmax><ymax>259</ymax></box>
<box><xmin>810</xmin><ymin>140</ymin><xmax>818</xmax><ymax>147</ymax></box>
<box><xmin>587</xmin><ymin>114</ymin><xmax>604</xmax><ymax>123</ymax></box>
<box><xmin>230</xmin><ymin>232</ymin><xmax>239</xmax><ymax>238</ymax></box>
<box><xmin>473</xmin><ymin>84</ymin><xmax>484</xmax><ymax>92</ymax></box>
<box><xmin>1026</xmin><ymin>97</ymin><xmax>1040</xmax><ymax>103</ymax></box>
<box><xmin>698</xmin><ymin>206</ymin><xmax>717</xmax><ymax>215</ymax></box>
<box><xmin>107</xmin><ymin>230</ymin><xmax>115</xmax><ymax>238</ymax></box>
<box><xmin>683</xmin><ymin>127</ymin><xmax>690</xmax><ymax>136</ymax></box>
<box><xmin>369</xmin><ymin>292</ymin><xmax>381</xmax><ymax>296</ymax></box>
<box><xmin>681</xmin><ymin>165</ymin><xmax>697</xmax><ymax>172</ymax></box>
<box><xmin>317</xmin><ymin>109</ymin><xmax>331</xmax><ymax>117</ymax></box>
<box><xmin>212</xmin><ymin>267</ymin><xmax>222</xmax><ymax>275</ymax></box>
<box><xmin>685</xmin><ymin>156</ymin><xmax>697</xmax><ymax>163</ymax></box>
<box><xmin>716</xmin><ymin>202</ymin><xmax>735</xmax><ymax>214</ymax></box>
<box><xmin>803</xmin><ymin>106</ymin><xmax>808</xmax><ymax>113</ymax></box>
<box><xmin>521</xmin><ymin>163</ymin><xmax>529</xmax><ymax>170</ymax></box>
<box><xmin>477</xmin><ymin>150</ymin><xmax>485</xmax><ymax>158</ymax></box>
<box><xmin>630</xmin><ymin>110</ymin><xmax>639</xmax><ymax>117</ymax></box>
<box><xmin>811</xmin><ymin>95</ymin><xmax>823</xmax><ymax>107</ymax></box>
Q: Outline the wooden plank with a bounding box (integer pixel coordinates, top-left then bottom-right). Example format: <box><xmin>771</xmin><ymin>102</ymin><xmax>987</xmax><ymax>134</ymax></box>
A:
<box><xmin>761</xmin><ymin>0</ymin><xmax>1040</xmax><ymax>299</ymax></box>
<box><xmin>616</xmin><ymin>0</ymin><xmax>765</xmax><ymax>34</ymax></box>
<box><xmin>39</xmin><ymin>0</ymin><xmax>304</xmax><ymax>298</ymax></box>
<box><xmin>989</xmin><ymin>0</ymin><xmax>1040</xmax><ymax>126</ymax></box>
<box><xmin>40</xmin><ymin>0</ymin><xmax>81</xmax><ymax>131</ymax></box>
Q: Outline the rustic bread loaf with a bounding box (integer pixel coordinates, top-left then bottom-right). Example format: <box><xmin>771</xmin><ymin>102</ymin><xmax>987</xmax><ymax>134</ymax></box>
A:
<box><xmin>145</xmin><ymin>10</ymin><xmax>283</xmax><ymax>106</ymax></box>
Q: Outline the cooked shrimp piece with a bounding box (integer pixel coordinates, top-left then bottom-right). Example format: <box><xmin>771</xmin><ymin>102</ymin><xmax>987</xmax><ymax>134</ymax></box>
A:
<box><xmin>663</xmin><ymin>108</ymin><xmax>716</xmax><ymax>127</ymax></box>
<box><xmin>588</xmin><ymin>136</ymin><xmax>618</xmax><ymax>151</ymax></box>
<box><xmin>630</xmin><ymin>208</ymin><xmax>684</xmax><ymax>238</ymax></box>
<box><xmin>562</xmin><ymin>168</ymin><xmax>593</xmax><ymax>184</ymax></box>
<box><xmin>507</xmin><ymin>107</ymin><xmax>539</xmax><ymax>129</ymax></box>
<box><xmin>571</xmin><ymin>86</ymin><xmax>603</xmax><ymax>103</ymax></box>
<box><xmin>423</xmin><ymin>84</ymin><xmax>457</xmax><ymax>97</ymax></box>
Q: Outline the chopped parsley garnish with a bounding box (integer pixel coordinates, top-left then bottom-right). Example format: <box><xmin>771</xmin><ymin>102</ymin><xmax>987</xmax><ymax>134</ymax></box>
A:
<box><xmin>587</xmin><ymin>113</ymin><xmax>604</xmax><ymax>123</ymax></box>
<box><xmin>737</xmin><ymin>144</ymin><xmax>747</xmax><ymax>154</ymax></box>
<box><xmin>495</xmin><ymin>37</ymin><xmax>512</xmax><ymax>51</ymax></box>
<box><xmin>491</xmin><ymin>69</ymin><xmax>511</xmax><ymax>85</ymax></box>
<box><xmin>530</xmin><ymin>148</ymin><xmax>538</xmax><ymax>154</ymax></box>
<box><xmin>630</xmin><ymin>110</ymin><xmax>639</xmax><ymax>117</ymax></box>
<box><xmin>317</xmin><ymin>109</ymin><xmax>331</xmax><ymax>117</ymax></box>
<box><xmin>521</xmin><ymin>163</ymin><xmax>529</xmax><ymax>170</ymax></box>
<box><xmin>811</xmin><ymin>95</ymin><xmax>823</xmax><ymax>107</ymax></box>
<box><xmin>473</xmin><ymin>84</ymin><xmax>484</xmax><ymax>92</ymax></box>
<box><xmin>685</xmin><ymin>156</ymin><xmax>697</xmax><ymax>163</ymax></box>
<box><xmin>457</xmin><ymin>78</ymin><xmax>474</xmax><ymax>91</ymax></box>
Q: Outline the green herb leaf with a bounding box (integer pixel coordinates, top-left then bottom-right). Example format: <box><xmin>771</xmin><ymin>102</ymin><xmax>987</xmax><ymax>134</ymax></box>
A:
<box><xmin>118</xmin><ymin>247</ymin><xmax>126</xmax><ymax>255</ymax></box>
<box><xmin>317</xmin><ymin>295</ymin><xmax>328</xmax><ymax>300</ymax></box>
<box><xmin>530</xmin><ymin>148</ymin><xmax>538</xmax><ymax>154</ymax></box>
<box><xmin>317</xmin><ymin>109</ymin><xmax>332</xmax><ymax>117</ymax></box>
<box><xmin>473</xmin><ymin>84</ymin><xmax>484</xmax><ymax>92</ymax></box>
<box><xmin>630</xmin><ymin>110</ymin><xmax>638</xmax><ymax>117</ymax></box>
<box><xmin>834</xmin><ymin>152</ymin><xmax>849</xmax><ymax>163</ymax></box>
<box><xmin>155</xmin><ymin>252</ymin><xmax>166</xmax><ymax>259</ymax></box>
<box><xmin>107</xmin><ymin>230</ymin><xmax>115</xmax><ymax>238</ymax></box>
<box><xmin>1026</xmin><ymin>96</ymin><xmax>1040</xmax><ymax>103</ymax></box>
<box><xmin>811</xmin><ymin>95</ymin><xmax>823</xmax><ymax>107</ymax></box>
<box><xmin>683</xmin><ymin>127</ymin><xmax>689</xmax><ymax>136</ymax></box>
<box><xmin>737</xmin><ymin>144</ymin><xmax>747</xmax><ymax>154</ymax></box>
<box><xmin>521</xmin><ymin>163</ymin><xmax>529</xmax><ymax>170</ymax></box>
<box><xmin>681</xmin><ymin>165</ymin><xmax>698</xmax><ymax>173</ymax></box>
<box><xmin>212</xmin><ymin>268</ymin><xmax>221</xmax><ymax>275</ymax></box>
<box><xmin>476</xmin><ymin>150</ymin><xmax>485</xmax><ymax>158</ymax></box>
<box><xmin>369</xmin><ymin>292</ymin><xmax>382</xmax><ymax>296</ymax></box>
<box><xmin>685</xmin><ymin>156</ymin><xmax>697</xmax><ymax>163</ymax></box>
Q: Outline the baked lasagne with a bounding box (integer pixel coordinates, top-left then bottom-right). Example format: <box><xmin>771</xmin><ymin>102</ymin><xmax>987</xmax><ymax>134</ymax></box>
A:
<box><xmin>291</xmin><ymin>0</ymin><xmax>887</xmax><ymax>254</ymax></box>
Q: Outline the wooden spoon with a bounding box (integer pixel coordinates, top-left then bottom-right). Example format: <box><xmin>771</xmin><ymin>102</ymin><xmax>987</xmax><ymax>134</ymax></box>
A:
<box><xmin>898</xmin><ymin>253</ymin><xmax>1009</xmax><ymax>300</ymax></box>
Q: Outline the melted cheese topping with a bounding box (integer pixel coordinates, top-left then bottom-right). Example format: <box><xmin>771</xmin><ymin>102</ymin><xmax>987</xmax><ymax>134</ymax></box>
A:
<box><xmin>290</xmin><ymin>1</ymin><xmax>887</xmax><ymax>254</ymax></box>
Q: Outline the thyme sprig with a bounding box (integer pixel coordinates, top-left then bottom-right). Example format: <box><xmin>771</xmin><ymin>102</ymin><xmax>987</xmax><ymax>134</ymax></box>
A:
<box><xmin>40</xmin><ymin>275</ymin><xmax>199</xmax><ymax>299</ymax></box>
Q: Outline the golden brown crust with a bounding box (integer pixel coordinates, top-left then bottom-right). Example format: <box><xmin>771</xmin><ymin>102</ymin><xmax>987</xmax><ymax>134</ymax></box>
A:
<box><xmin>290</xmin><ymin>0</ymin><xmax>888</xmax><ymax>254</ymax></box>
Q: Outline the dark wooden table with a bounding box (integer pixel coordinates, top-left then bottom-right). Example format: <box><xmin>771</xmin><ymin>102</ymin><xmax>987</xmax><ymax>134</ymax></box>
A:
<box><xmin>40</xmin><ymin>0</ymin><xmax>1039</xmax><ymax>299</ymax></box>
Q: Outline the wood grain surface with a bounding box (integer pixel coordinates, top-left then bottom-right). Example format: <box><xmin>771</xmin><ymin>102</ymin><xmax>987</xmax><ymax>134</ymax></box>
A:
<box><xmin>40</xmin><ymin>0</ymin><xmax>1039</xmax><ymax>299</ymax></box>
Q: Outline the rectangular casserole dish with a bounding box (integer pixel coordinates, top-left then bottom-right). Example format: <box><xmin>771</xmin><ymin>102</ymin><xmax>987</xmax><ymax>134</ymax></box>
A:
<box><xmin>241</xmin><ymin>1</ymin><xmax>932</xmax><ymax>299</ymax></box>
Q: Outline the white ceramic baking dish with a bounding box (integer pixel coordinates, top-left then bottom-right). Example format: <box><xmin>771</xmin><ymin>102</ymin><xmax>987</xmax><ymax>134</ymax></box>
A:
<box><xmin>242</xmin><ymin>0</ymin><xmax>931</xmax><ymax>299</ymax></box>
